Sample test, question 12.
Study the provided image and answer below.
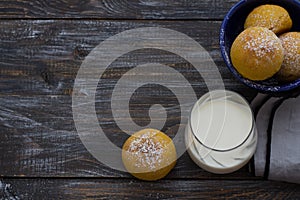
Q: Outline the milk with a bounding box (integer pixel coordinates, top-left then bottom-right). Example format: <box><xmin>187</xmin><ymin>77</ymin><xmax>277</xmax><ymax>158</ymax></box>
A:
<box><xmin>185</xmin><ymin>90</ymin><xmax>257</xmax><ymax>174</ymax></box>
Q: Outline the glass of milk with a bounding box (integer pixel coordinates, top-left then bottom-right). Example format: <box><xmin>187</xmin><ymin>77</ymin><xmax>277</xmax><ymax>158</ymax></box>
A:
<box><xmin>185</xmin><ymin>90</ymin><xmax>257</xmax><ymax>174</ymax></box>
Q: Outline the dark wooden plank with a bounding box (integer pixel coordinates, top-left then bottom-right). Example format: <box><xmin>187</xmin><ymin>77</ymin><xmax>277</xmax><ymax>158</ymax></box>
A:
<box><xmin>0</xmin><ymin>95</ymin><xmax>255</xmax><ymax>178</ymax></box>
<box><xmin>1</xmin><ymin>179</ymin><xmax>299</xmax><ymax>199</ymax></box>
<box><xmin>0</xmin><ymin>0</ymin><xmax>239</xmax><ymax>20</ymax></box>
<box><xmin>0</xmin><ymin>19</ymin><xmax>257</xmax><ymax>177</ymax></box>
<box><xmin>0</xmin><ymin>20</ymin><xmax>257</xmax><ymax>98</ymax></box>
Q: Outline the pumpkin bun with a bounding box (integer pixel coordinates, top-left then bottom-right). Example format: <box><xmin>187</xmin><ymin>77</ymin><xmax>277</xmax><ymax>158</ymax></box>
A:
<box><xmin>277</xmin><ymin>32</ymin><xmax>300</xmax><ymax>82</ymax></box>
<box><xmin>122</xmin><ymin>128</ymin><xmax>177</xmax><ymax>181</ymax></box>
<box><xmin>244</xmin><ymin>4</ymin><xmax>292</xmax><ymax>34</ymax></box>
<box><xmin>230</xmin><ymin>27</ymin><xmax>284</xmax><ymax>81</ymax></box>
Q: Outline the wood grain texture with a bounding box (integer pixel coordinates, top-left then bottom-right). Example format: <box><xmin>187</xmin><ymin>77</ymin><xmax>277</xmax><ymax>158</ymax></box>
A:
<box><xmin>0</xmin><ymin>20</ymin><xmax>256</xmax><ymax>97</ymax></box>
<box><xmin>0</xmin><ymin>0</ymin><xmax>239</xmax><ymax>20</ymax></box>
<box><xmin>0</xmin><ymin>95</ymin><xmax>254</xmax><ymax>178</ymax></box>
<box><xmin>1</xmin><ymin>179</ymin><xmax>299</xmax><ymax>199</ymax></box>
<box><xmin>0</xmin><ymin>0</ymin><xmax>297</xmax><ymax>198</ymax></box>
<box><xmin>0</xmin><ymin>20</ymin><xmax>257</xmax><ymax>177</ymax></box>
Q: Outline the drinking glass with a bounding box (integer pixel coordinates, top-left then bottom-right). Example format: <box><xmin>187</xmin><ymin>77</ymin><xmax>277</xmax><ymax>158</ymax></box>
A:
<box><xmin>185</xmin><ymin>90</ymin><xmax>257</xmax><ymax>174</ymax></box>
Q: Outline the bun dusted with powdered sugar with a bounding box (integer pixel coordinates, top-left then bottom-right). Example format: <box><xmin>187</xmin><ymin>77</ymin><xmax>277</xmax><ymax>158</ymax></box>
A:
<box><xmin>230</xmin><ymin>27</ymin><xmax>284</xmax><ymax>81</ymax></box>
<box><xmin>122</xmin><ymin>128</ymin><xmax>176</xmax><ymax>181</ymax></box>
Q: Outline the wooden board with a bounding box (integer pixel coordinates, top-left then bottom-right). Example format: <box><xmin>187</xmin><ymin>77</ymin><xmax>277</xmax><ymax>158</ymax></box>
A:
<box><xmin>0</xmin><ymin>0</ymin><xmax>239</xmax><ymax>20</ymax></box>
<box><xmin>1</xmin><ymin>179</ymin><xmax>299</xmax><ymax>199</ymax></box>
<box><xmin>0</xmin><ymin>20</ymin><xmax>257</xmax><ymax>177</ymax></box>
<box><xmin>0</xmin><ymin>20</ymin><xmax>256</xmax><ymax>96</ymax></box>
<box><xmin>2</xmin><ymin>1</ymin><xmax>297</xmax><ymax>198</ymax></box>
<box><xmin>0</xmin><ymin>81</ymin><xmax>255</xmax><ymax>178</ymax></box>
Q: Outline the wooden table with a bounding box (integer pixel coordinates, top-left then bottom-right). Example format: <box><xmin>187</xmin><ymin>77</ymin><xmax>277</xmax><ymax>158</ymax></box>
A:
<box><xmin>0</xmin><ymin>0</ymin><xmax>299</xmax><ymax>199</ymax></box>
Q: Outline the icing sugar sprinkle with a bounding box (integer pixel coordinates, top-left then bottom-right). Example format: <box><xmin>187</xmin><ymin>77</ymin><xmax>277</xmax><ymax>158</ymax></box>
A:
<box><xmin>243</xmin><ymin>29</ymin><xmax>280</xmax><ymax>58</ymax></box>
<box><xmin>127</xmin><ymin>131</ymin><xmax>166</xmax><ymax>170</ymax></box>
<box><xmin>281</xmin><ymin>34</ymin><xmax>300</xmax><ymax>68</ymax></box>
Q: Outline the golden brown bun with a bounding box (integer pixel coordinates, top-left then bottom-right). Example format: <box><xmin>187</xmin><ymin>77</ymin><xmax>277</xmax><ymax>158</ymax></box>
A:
<box><xmin>244</xmin><ymin>4</ymin><xmax>292</xmax><ymax>34</ymax></box>
<box><xmin>277</xmin><ymin>32</ymin><xmax>300</xmax><ymax>82</ymax></box>
<box><xmin>122</xmin><ymin>128</ymin><xmax>176</xmax><ymax>181</ymax></box>
<box><xmin>230</xmin><ymin>27</ymin><xmax>284</xmax><ymax>81</ymax></box>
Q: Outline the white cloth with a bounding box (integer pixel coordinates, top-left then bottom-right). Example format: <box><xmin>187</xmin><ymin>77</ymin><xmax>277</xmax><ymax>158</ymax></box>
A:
<box><xmin>251</xmin><ymin>93</ymin><xmax>300</xmax><ymax>184</ymax></box>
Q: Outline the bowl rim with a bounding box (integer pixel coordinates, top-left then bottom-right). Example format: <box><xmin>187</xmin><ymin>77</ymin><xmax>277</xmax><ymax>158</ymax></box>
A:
<box><xmin>220</xmin><ymin>0</ymin><xmax>300</xmax><ymax>93</ymax></box>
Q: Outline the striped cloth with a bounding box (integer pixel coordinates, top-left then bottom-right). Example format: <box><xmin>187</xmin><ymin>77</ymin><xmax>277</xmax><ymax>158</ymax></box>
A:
<box><xmin>251</xmin><ymin>93</ymin><xmax>300</xmax><ymax>184</ymax></box>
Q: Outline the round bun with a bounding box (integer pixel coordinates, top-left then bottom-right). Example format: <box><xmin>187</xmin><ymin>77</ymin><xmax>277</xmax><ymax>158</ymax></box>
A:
<box><xmin>230</xmin><ymin>27</ymin><xmax>284</xmax><ymax>81</ymax></box>
<box><xmin>277</xmin><ymin>32</ymin><xmax>300</xmax><ymax>82</ymax></box>
<box><xmin>122</xmin><ymin>128</ymin><xmax>176</xmax><ymax>181</ymax></box>
<box><xmin>244</xmin><ymin>4</ymin><xmax>292</xmax><ymax>34</ymax></box>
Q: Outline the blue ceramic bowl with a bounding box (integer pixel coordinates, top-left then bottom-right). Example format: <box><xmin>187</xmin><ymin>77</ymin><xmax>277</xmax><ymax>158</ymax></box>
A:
<box><xmin>220</xmin><ymin>0</ymin><xmax>300</xmax><ymax>93</ymax></box>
